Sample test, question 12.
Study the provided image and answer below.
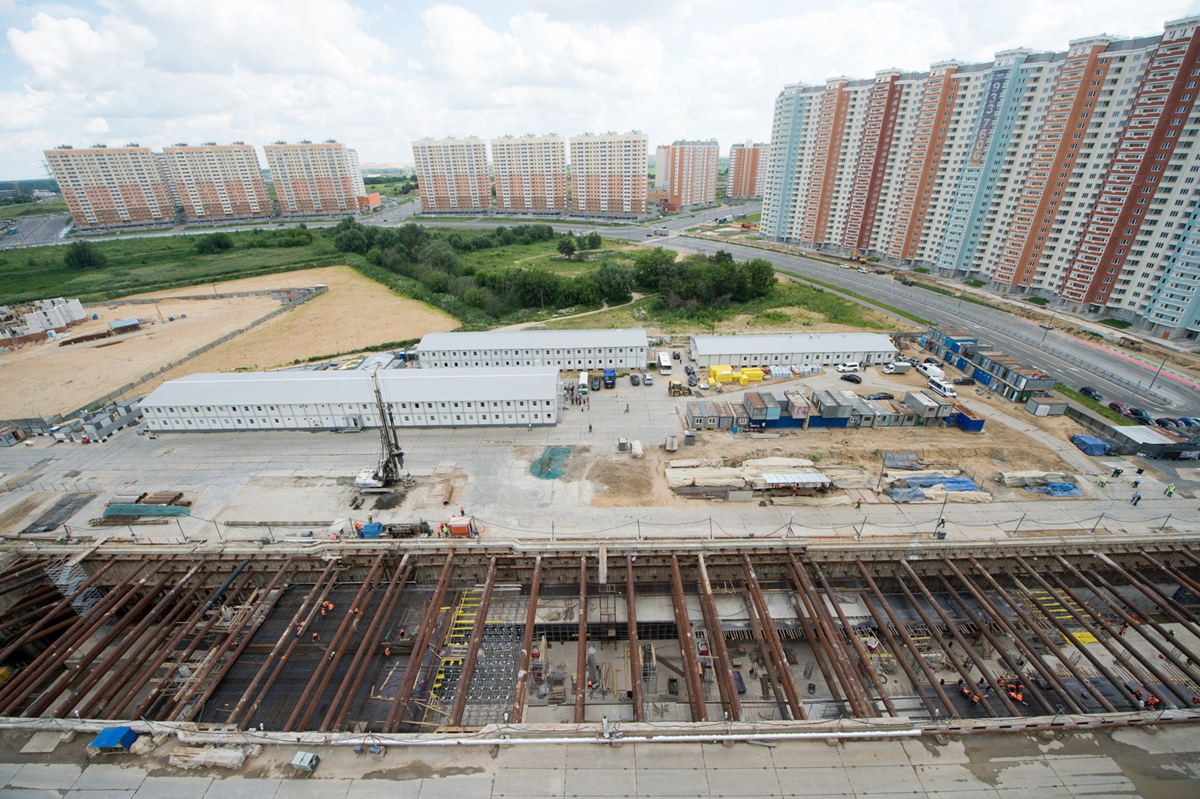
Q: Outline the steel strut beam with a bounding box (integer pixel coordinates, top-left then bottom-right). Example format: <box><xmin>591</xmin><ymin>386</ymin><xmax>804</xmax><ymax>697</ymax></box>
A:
<box><xmin>73</xmin><ymin>573</ymin><xmax>210</xmax><ymax>720</ymax></box>
<box><xmin>449</xmin><ymin>557</ymin><xmax>498</xmax><ymax>728</ymax></box>
<box><xmin>327</xmin><ymin>556</ymin><xmax>411</xmax><ymax>732</ymax></box>
<box><xmin>1133</xmin><ymin>552</ymin><xmax>1200</xmax><ymax>633</ymax></box>
<box><xmin>1009</xmin><ymin>559</ymin><xmax>1139</xmax><ymax>708</ymax></box>
<box><xmin>671</xmin><ymin>555</ymin><xmax>708</xmax><ymax>722</ymax></box>
<box><xmin>51</xmin><ymin>564</ymin><xmax>206</xmax><ymax>719</ymax></box>
<box><xmin>959</xmin><ymin>559</ymin><xmax>1101</xmax><ymax>714</ymax></box>
<box><xmin>788</xmin><ymin>556</ymin><xmax>869</xmax><ymax>716</ymax></box>
<box><xmin>626</xmin><ymin>556</ymin><xmax>645</xmax><ymax>723</ymax></box>
<box><xmin>230</xmin><ymin>562</ymin><xmax>339</xmax><ymax>730</ymax></box>
<box><xmin>0</xmin><ymin>558</ymin><xmax>119</xmax><ymax>664</ymax></box>
<box><xmin>933</xmin><ymin>574</ymin><xmax>1055</xmax><ymax>715</ymax></box>
<box><xmin>697</xmin><ymin>554</ymin><xmax>742</xmax><ymax>722</ymax></box>
<box><xmin>575</xmin><ymin>556</ymin><xmax>589</xmax><ymax>724</ymax></box>
<box><xmin>289</xmin><ymin>555</ymin><xmax>385</xmax><ymax>732</ymax></box>
<box><xmin>891</xmin><ymin>564</ymin><xmax>1003</xmax><ymax>717</ymax></box>
<box><xmin>786</xmin><ymin>570</ymin><xmax>847</xmax><ymax>715</ymax></box>
<box><xmin>855</xmin><ymin>560</ymin><xmax>957</xmax><ymax>718</ymax></box>
<box><xmin>860</xmin><ymin>592</ymin><xmax>943</xmax><ymax>718</ymax></box>
<box><xmin>108</xmin><ymin>567</ymin><xmax>257</xmax><ymax>722</ymax></box>
<box><xmin>175</xmin><ymin>560</ymin><xmax>293</xmax><ymax>723</ymax></box>
<box><xmin>1094</xmin><ymin>555</ymin><xmax>1200</xmax><ymax>666</ymax></box>
<box><xmin>385</xmin><ymin>553</ymin><xmax>454</xmax><ymax>733</ymax></box>
<box><xmin>0</xmin><ymin>562</ymin><xmax>161</xmax><ymax>716</ymax></box>
<box><xmin>511</xmin><ymin>556</ymin><xmax>542</xmax><ymax>724</ymax></box>
<box><xmin>744</xmin><ymin>557</ymin><xmax>803</xmax><ymax>720</ymax></box>
<box><xmin>811</xmin><ymin>561</ymin><xmax>895</xmax><ymax>717</ymax></box>
<box><xmin>1154</xmin><ymin>551</ymin><xmax>1200</xmax><ymax>607</ymax></box>
<box><xmin>1029</xmin><ymin>562</ymin><xmax>1179</xmax><ymax>707</ymax></box>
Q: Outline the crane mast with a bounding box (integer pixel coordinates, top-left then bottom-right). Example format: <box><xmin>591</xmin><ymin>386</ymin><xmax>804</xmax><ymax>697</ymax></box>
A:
<box><xmin>368</xmin><ymin>366</ymin><xmax>405</xmax><ymax>486</ymax></box>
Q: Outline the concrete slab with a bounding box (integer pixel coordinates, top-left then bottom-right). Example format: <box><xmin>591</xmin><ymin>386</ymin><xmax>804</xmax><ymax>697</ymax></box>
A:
<box><xmin>562</xmin><ymin>767</ymin><xmax>637</xmax><ymax>797</ymax></box>
<box><xmin>204</xmin><ymin>778</ymin><xmax>283</xmax><ymax>799</ymax></box>
<box><xmin>77</xmin><ymin>764</ymin><xmax>149</xmax><ymax>790</ymax></box>
<box><xmin>635</xmin><ymin>744</ymin><xmax>706</xmax><ymax>770</ymax></box>
<box><xmin>983</xmin><ymin>760</ymin><xmax>1063</xmax><ymax>790</ymax></box>
<box><xmin>416</xmin><ymin>773</ymin><xmax>493</xmax><ymax>799</ymax></box>
<box><xmin>775</xmin><ymin>766</ymin><xmax>854</xmax><ymax>796</ymax></box>
<box><xmin>914</xmin><ymin>763</ymin><xmax>987</xmax><ymax>793</ymax></box>
<box><xmin>563</xmin><ymin>745</ymin><xmax>635</xmax><ymax>770</ymax></box>
<box><xmin>493</xmin><ymin>766</ymin><xmax>565</xmax><ymax>797</ymax></box>
<box><xmin>1</xmin><ymin>790</ymin><xmax>67</xmax><ymax>799</ymax></box>
<box><xmin>495</xmin><ymin>744</ymin><xmax>567</xmax><ymax>770</ymax></box>
<box><xmin>9</xmin><ymin>763</ymin><xmax>84</xmax><ymax>790</ymax></box>
<box><xmin>345</xmin><ymin>780</ymin><xmax>422</xmax><ymax>799</ymax></box>
<box><xmin>20</xmin><ymin>731</ymin><xmax>63</xmax><ymax>754</ymax></box>
<box><xmin>837</xmin><ymin>740</ymin><xmax>913</xmax><ymax>767</ymax></box>
<box><xmin>634</xmin><ymin>768</ymin><xmax>709</xmax><ymax>796</ymax></box>
<box><xmin>273</xmin><ymin>779</ymin><xmax>352</xmax><ymax>799</ymax></box>
<box><xmin>64</xmin><ymin>791</ymin><xmax>136</xmax><ymax>799</ymax></box>
<box><xmin>0</xmin><ymin>762</ymin><xmax>24</xmax><ymax>786</ymax></box>
<box><xmin>131</xmin><ymin>776</ymin><xmax>213</xmax><ymax>799</ymax></box>
<box><xmin>901</xmin><ymin>737</ymin><xmax>971</xmax><ymax>765</ymax></box>
<box><xmin>705</xmin><ymin>767</ymin><xmax>781</xmax><ymax>797</ymax></box>
<box><xmin>703</xmin><ymin>743</ymin><xmax>775</xmax><ymax>769</ymax></box>
<box><xmin>846</xmin><ymin>764</ymin><xmax>919</xmax><ymax>794</ymax></box>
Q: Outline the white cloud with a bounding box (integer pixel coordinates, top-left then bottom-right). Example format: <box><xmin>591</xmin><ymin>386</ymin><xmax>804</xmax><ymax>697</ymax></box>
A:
<box><xmin>82</xmin><ymin>116</ymin><xmax>109</xmax><ymax>134</ymax></box>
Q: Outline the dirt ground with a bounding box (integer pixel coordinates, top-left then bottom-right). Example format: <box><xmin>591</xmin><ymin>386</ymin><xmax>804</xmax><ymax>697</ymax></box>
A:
<box><xmin>1</xmin><ymin>293</ymin><xmax>280</xmax><ymax>418</ymax></box>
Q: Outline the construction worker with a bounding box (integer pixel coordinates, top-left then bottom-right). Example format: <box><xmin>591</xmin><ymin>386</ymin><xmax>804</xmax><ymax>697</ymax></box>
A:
<box><xmin>384</xmin><ymin>646</ymin><xmax>391</xmax><ymax>657</ymax></box>
<box><xmin>312</xmin><ymin>632</ymin><xmax>319</xmax><ymax>642</ymax></box>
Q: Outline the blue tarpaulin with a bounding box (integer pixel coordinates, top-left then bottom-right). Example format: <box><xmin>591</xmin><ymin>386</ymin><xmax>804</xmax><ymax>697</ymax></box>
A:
<box><xmin>1070</xmin><ymin>434</ymin><xmax>1109</xmax><ymax>456</ymax></box>
<box><xmin>103</xmin><ymin>504</ymin><xmax>189</xmax><ymax>518</ymax></box>
<box><xmin>89</xmin><ymin>726</ymin><xmax>136</xmax><ymax>751</ymax></box>
<box><xmin>1024</xmin><ymin>482</ymin><xmax>1084</xmax><ymax>497</ymax></box>
<box><xmin>887</xmin><ymin>487</ymin><xmax>927</xmax><ymax>502</ymax></box>
<box><xmin>897</xmin><ymin>475</ymin><xmax>980</xmax><ymax>491</ymax></box>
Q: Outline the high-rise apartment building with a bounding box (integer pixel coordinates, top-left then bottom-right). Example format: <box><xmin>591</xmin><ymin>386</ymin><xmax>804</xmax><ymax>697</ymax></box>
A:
<box><xmin>162</xmin><ymin>143</ymin><xmax>271</xmax><ymax>222</ymax></box>
<box><xmin>660</xmin><ymin>140</ymin><xmax>719</xmax><ymax>211</ymax></box>
<box><xmin>761</xmin><ymin>15</ymin><xmax>1200</xmax><ymax>337</ymax></box>
<box><xmin>411</xmin><ymin>137</ymin><xmax>490</xmax><ymax>213</ymax></box>
<box><xmin>263</xmin><ymin>140</ymin><xmax>366</xmax><ymax>216</ymax></box>
<box><xmin>490</xmin><ymin>135</ymin><xmax>567</xmax><ymax>213</ymax></box>
<box><xmin>569</xmin><ymin>132</ymin><xmax>648</xmax><ymax>217</ymax></box>
<box><xmin>44</xmin><ymin>144</ymin><xmax>173</xmax><ymax>229</ymax></box>
<box><xmin>655</xmin><ymin>145</ymin><xmax>670</xmax><ymax>189</ymax></box>
<box><xmin>728</xmin><ymin>141</ymin><xmax>768</xmax><ymax>198</ymax></box>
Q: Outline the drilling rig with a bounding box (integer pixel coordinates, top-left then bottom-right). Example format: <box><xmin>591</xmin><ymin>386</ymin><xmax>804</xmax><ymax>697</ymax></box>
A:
<box><xmin>355</xmin><ymin>366</ymin><xmax>411</xmax><ymax>489</ymax></box>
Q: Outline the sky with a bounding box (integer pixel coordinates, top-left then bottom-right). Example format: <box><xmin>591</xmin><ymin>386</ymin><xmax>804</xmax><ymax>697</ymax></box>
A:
<box><xmin>4</xmin><ymin>0</ymin><xmax>1200</xmax><ymax>179</ymax></box>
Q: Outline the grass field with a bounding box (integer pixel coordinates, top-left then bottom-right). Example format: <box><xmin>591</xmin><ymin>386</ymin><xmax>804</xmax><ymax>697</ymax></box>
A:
<box><xmin>0</xmin><ymin>232</ymin><xmax>343</xmax><ymax>303</ymax></box>
<box><xmin>455</xmin><ymin>238</ymin><xmax>636</xmax><ymax>276</ymax></box>
<box><xmin>0</xmin><ymin>200</ymin><xmax>68</xmax><ymax>220</ymax></box>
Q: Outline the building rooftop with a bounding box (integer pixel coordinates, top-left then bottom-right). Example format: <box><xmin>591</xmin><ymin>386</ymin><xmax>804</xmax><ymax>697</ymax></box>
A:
<box><xmin>141</xmin><ymin>368</ymin><xmax>560</xmax><ymax>408</ymax></box>
<box><xmin>690</xmin><ymin>333</ymin><xmax>897</xmax><ymax>356</ymax></box>
<box><xmin>418</xmin><ymin>329</ymin><xmax>649</xmax><ymax>351</ymax></box>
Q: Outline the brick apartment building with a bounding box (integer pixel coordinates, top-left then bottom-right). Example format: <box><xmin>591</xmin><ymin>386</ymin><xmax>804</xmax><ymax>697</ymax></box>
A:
<box><xmin>491</xmin><ymin>135</ymin><xmax>567</xmax><ymax>213</ymax></box>
<box><xmin>659</xmin><ymin>140</ymin><xmax>719</xmax><ymax>211</ymax></box>
<box><xmin>263</xmin><ymin>140</ymin><xmax>367</xmax><ymax>216</ymax></box>
<box><xmin>728</xmin><ymin>141</ymin><xmax>768</xmax><ymax>198</ymax></box>
<box><xmin>411</xmin><ymin>137</ymin><xmax>490</xmax><ymax>213</ymax></box>
<box><xmin>568</xmin><ymin>132</ymin><xmax>648</xmax><ymax>217</ymax></box>
<box><xmin>45</xmin><ymin>145</ymin><xmax>173</xmax><ymax>229</ymax></box>
<box><xmin>161</xmin><ymin>143</ymin><xmax>272</xmax><ymax>222</ymax></box>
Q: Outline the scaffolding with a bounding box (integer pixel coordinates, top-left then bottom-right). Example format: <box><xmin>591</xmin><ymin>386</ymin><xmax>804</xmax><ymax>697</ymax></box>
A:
<box><xmin>43</xmin><ymin>558</ymin><xmax>102</xmax><ymax>617</ymax></box>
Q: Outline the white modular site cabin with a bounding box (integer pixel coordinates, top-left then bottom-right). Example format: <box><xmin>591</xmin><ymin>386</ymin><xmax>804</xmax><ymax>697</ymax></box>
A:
<box><xmin>688</xmin><ymin>333</ymin><xmax>898</xmax><ymax>369</ymax></box>
<box><xmin>416</xmin><ymin>329</ymin><xmax>650</xmax><ymax>371</ymax></box>
<box><xmin>141</xmin><ymin>368</ymin><xmax>560</xmax><ymax>432</ymax></box>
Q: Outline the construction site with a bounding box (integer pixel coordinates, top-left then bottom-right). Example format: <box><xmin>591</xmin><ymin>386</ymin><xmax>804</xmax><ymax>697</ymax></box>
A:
<box><xmin>1</xmin><ymin>536</ymin><xmax>1199</xmax><ymax>738</ymax></box>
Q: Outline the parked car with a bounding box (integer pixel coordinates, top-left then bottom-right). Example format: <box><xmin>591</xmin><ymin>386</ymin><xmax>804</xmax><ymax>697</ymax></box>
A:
<box><xmin>672</xmin><ymin>350</ymin><xmax>682</xmax><ymax>360</ymax></box>
<box><xmin>839</xmin><ymin>264</ymin><xmax>852</xmax><ymax>269</ymax></box>
<box><xmin>1156</xmin><ymin>417</ymin><xmax>1180</xmax><ymax>429</ymax></box>
<box><xmin>923</xmin><ymin>357</ymin><xmax>940</xmax><ymax>366</ymax></box>
<box><xmin>684</xmin><ymin>365</ymin><xmax>695</xmax><ymax>376</ymax></box>
<box><xmin>687</xmin><ymin>374</ymin><xmax>698</xmax><ymax>387</ymax></box>
<box><xmin>952</xmin><ymin>377</ymin><xmax>976</xmax><ymax>386</ymax></box>
<box><xmin>867</xmin><ymin>392</ymin><xmax>894</xmax><ymax>401</ymax></box>
<box><xmin>840</xmin><ymin>374</ymin><xmax>863</xmax><ymax>384</ymax></box>
<box><xmin>643</xmin><ymin>374</ymin><xmax>653</xmax><ymax>386</ymax></box>
<box><xmin>1127</xmin><ymin>407</ymin><xmax>1154</xmax><ymax>424</ymax></box>
<box><xmin>1039</xmin><ymin>323</ymin><xmax>1054</xmax><ymax>330</ymax></box>
<box><xmin>900</xmin><ymin>279</ymin><xmax>915</xmax><ymax>286</ymax></box>
<box><xmin>1177</xmin><ymin>417</ymin><xmax>1199</xmax><ymax>427</ymax></box>
<box><xmin>835</xmin><ymin>362</ymin><xmax>860</xmax><ymax>372</ymax></box>
<box><xmin>874</xmin><ymin>269</ymin><xmax>887</xmax><ymax>274</ymax></box>
<box><xmin>1080</xmin><ymin>386</ymin><xmax>1103</xmax><ymax>402</ymax></box>
<box><xmin>630</xmin><ymin>374</ymin><xmax>640</xmax><ymax>386</ymax></box>
<box><xmin>590</xmin><ymin>375</ymin><xmax>602</xmax><ymax>392</ymax></box>
<box><xmin>1108</xmin><ymin>401</ymin><xmax>1130</xmax><ymax>414</ymax></box>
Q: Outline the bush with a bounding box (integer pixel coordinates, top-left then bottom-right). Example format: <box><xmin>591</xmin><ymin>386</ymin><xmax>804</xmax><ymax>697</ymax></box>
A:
<box><xmin>865</xmin><ymin>256</ymin><xmax>880</xmax><ymax>263</ymax></box>
<box><xmin>195</xmin><ymin>233</ymin><xmax>235</xmax><ymax>254</ymax></box>
<box><xmin>1098</xmin><ymin>318</ymin><xmax>1133</xmax><ymax>329</ymax></box>
<box><xmin>63</xmin><ymin>240</ymin><xmax>107</xmax><ymax>270</ymax></box>
<box><xmin>964</xmin><ymin>280</ymin><xmax>985</xmax><ymax>288</ymax></box>
<box><xmin>912</xmin><ymin>267</ymin><xmax>930</xmax><ymax>274</ymax></box>
<box><xmin>1027</xmin><ymin>297</ymin><xmax>1050</xmax><ymax>306</ymax></box>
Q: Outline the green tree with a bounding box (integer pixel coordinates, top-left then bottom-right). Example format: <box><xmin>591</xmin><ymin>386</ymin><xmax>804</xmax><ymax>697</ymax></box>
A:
<box><xmin>586</xmin><ymin>231</ymin><xmax>602</xmax><ymax>250</ymax></box>
<box><xmin>333</xmin><ymin>227</ymin><xmax>370</xmax><ymax>255</ymax></box>
<box><xmin>589</xmin><ymin>261</ymin><xmax>634</xmax><ymax>304</ymax></box>
<box><xmin>63</xmin><ymin>240</ymin><xmax>107</xmax><ymax>270</ymax></box>
<box><xmin>633</xmin><ymin>247</ymin><xmax>676</xmax><ymax>291</ymax></box>
<box><xmin>419</xmin><ymin>240</ymin><xmax>462</xmax><ymax>274</ymax></box>
<box><xmin>195</xmin><ymin>232</ymin><xmax>234</xmax><ymax>254</ymax></box>
<box><xmin>557</xmin><ymin>236</ymin><xmax>577</xmax><ymax>259</ymax></box>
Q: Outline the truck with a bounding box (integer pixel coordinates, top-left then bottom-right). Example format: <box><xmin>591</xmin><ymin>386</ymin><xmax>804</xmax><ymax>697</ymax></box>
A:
<box><xmin>603</xmin><ymin>369</ymin><xmax>616</xmax><ymax>389</ymax></box>
<box><xmin>654</xmin><ymin>227</ymin><xmax>669</xmax><ymax>236</ymax></box>
<box><xmin>882</xmin><ymin>361</ymin><xmax>911</xmax><ymax>374</ymax></box>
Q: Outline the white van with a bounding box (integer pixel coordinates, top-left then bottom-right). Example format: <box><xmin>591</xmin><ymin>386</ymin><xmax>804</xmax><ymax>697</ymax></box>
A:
<box><xmin>835</xmin><ymin>362</ymin><xmax>860</xmax><ymax>372</ymax></box>
<box><xmin>916</xmin><ymin>362</ymin><xmax>944</xmax><ymax>380</ymax></box>
<box><xmin>927</xmin><ymin>377</ymin><xmax>957</xmax><ymax>398</ymax></box>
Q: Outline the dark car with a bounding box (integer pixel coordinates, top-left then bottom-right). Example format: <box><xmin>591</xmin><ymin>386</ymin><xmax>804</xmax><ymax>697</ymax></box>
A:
<box><xmin>1127</xmin><ymin>407</ymin><xmax>1154</xmax><ymax>424</ymax></box>
<box><xmin>867</xmin><ymin>392</ymin><xmax>894</xmax><ymax>401</ymax></box>
<box><xmin>1178</xmin><ymin>417</ymin><xmax>1199</xmax><ymax>427</ymax></box>
<box><xmin>687</xmin><ymin>374</ymin><xmax>698</xmax><ymax>387</ymax></box>
<box><xmin>840</xmin><ymin>374</ymin><xmax>863</xmax><ymax>384</ymax></box>
<box><xmin>590</xmin><ymin>375</ymin><xmax>602</xmax><ymax>392</ymax></box>
<box><xmin>672</xmin><ymin>350</ymin><xmax>682</xmax><ymax>360</ymax></box>
<box><xmin>1108</xmin><ymin>401</ymin><xmax>1130</xmax><ymax>414</ymax></box>
<box><xmin>923</xmin><ymin>357</ymin><xmax>940</xmax><ymax>365</ymax></box>
<box><xmin>952</xmin><ymin>377</ymin><xmax>976</xmax><ymax>386</ymax></box>
<box><xmin>630</xmin><ymin>374</ymin><xmax>640</xmax><ymax>386</ymax></box>
<box><xmin>1080</xmin><ymin>386</ymin><xmax>1103</xmax><ymax>402</ymax></box>
<box><xmin>1156</xmin><ymin>417</ymin><xmax>1180</xmax><ymax>429</ymax></box>
<box><xmin>684</xmin><ymin>365</ymin><xmax>696</xmax><ymax>376</ymax></box>
<box><xmin>901</xmin><ymin>279</ymin><xmax>915</xmax><ymax>286</ymax></box>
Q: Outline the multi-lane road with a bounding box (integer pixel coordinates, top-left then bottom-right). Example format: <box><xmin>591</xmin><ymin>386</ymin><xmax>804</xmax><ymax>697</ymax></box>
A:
<box><xmin>0</xmin><ymin>213</ymin><xmax>70</xmax><ymax>250</ymax></box>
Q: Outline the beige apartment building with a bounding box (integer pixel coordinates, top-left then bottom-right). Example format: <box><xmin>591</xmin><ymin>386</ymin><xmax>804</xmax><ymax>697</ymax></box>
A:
<box><xmin>263</xmin><ymin>140</ymin><xmax>366</xmax><ymax>216</ymax></box>
<box><xmin>491</xmin><ymin>135</ymin><xmax>567</xmax><ymax>213</ymax></box>
<box><xmin>44</xmin><ymin>144</ymin><xmax>173</xmax><ymax>229</ymax></box>
<box><xmin>411</xmin><ymin>137</ymin><xmax>490</xmax><ymax>213</ymax></box>
<box><xmin>568</xmin><ymin>132</ymin><xmax>648</xmax><ymax>217</ymax></box>
<box><xmin>161</xmin><ymin>143</ymin><xmax>271</xmax><ymax>222</ymax></box>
